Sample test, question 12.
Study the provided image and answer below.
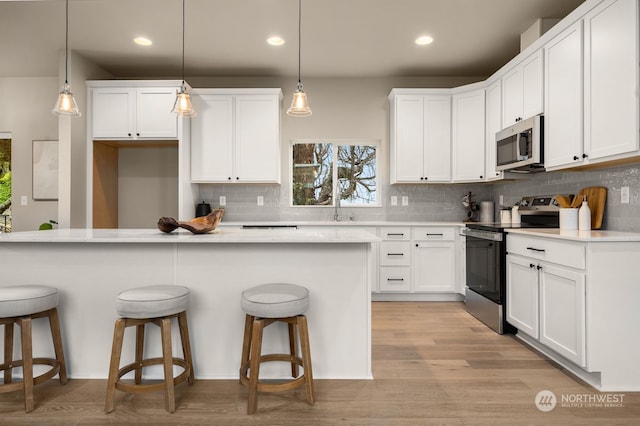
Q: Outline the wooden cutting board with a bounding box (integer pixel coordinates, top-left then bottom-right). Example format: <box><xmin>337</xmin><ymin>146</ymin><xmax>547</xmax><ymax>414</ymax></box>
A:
<box><xmin>577</xmin><ymin>187</ymin><xmax>607</xmax><ymax>229</ymax></box>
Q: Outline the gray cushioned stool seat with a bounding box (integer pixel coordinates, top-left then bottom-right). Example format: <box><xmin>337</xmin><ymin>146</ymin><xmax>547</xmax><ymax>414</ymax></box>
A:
<box><xmin>0</xmin><ymin>285</ymin><xmax>59</xmax><ymax>317</ymax></box>
<box><xmin>241</xmin><ymin>283</ymin><xmax>309</xmax><ymax>318</ymax></box>
<box><xmin>116</xmin><ymin>285</ymin><xmax>190</xmax><ymax>319</ymax></box>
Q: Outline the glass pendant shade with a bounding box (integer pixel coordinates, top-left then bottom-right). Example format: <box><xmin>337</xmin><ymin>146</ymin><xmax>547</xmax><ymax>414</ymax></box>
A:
<box><xmin>172</xmin><ymin>84</ymin><xmax>197</xmax><ymax>117</ymax></box>
<box><xmin>52</xmin><ymin>82</ymin><xmax>81</xmax><ymax>116</ymax></box>
<box><xmin>287</xmin><ymin>83</ymin><xmax>312</xmax><ymax>117</ymax></box>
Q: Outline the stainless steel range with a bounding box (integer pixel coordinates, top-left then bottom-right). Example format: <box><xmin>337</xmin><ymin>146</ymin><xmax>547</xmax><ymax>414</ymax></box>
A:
<box><xmin>461</xmin><ymin>195</ymin><xmax>567</xmax><ymax>334</ymax></box>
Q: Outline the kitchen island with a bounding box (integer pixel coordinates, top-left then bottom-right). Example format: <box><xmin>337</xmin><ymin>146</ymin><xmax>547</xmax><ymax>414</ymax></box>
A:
<box><xmin>0</xmin><ymin>228</ymin><xmax>378</xmax><ymax>380</ymax></box>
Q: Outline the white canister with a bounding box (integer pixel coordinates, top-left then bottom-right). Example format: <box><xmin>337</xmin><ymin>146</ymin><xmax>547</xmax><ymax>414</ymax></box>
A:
<box><xmin>559</xmin><ymin>208</ymin><xmax>579</xmax><ymax>230</ymax></box>
<box><xmin>511</xmin><ymin>205</ymin><xmax>521</xmax><ymax>225</ymax></box>
<box><xmin>500</xmin><ymin>209</ymin><xmax>511</xmax><ymax>224</ymax></box>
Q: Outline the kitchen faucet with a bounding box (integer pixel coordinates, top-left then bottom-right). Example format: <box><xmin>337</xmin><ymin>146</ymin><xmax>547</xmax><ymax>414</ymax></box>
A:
<box><xmin>333</xmin><ymin>186</ymin><xmax>341</xmax><ymax>221</ymax></box>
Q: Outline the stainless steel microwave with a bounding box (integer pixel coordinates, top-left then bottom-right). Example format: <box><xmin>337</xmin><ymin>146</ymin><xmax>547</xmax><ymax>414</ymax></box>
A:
<box><xmin>496</xmin><ymin>115</ymin><xmax>544</xmax><ymax>173</ymax></box>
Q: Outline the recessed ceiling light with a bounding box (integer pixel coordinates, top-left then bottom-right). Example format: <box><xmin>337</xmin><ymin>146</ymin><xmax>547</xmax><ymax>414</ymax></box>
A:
<box><xmin>415</xmin><ymin>35</ymin><xmax>434</xmax><ymax>46</ymax></box>
<box><xmin>134</xmin><ymin>37</ymin><xmax>153</xmax><ymax>46</ymax></box>
<box><xmin>267</xmin><ymin>36</ymin><xmax>285</xmax><ymax>46</ymax></box>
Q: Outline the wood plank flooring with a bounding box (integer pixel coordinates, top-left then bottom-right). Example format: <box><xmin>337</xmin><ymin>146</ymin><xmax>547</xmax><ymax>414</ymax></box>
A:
<box><xmin>1</xmin><ymin>302</ymin><xmax>638</xmax><ymax>425</ymax></box>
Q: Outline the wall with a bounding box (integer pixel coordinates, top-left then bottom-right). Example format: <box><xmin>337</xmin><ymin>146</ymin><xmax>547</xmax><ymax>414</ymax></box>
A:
<box><xmin>0</xmin><ymin>76</ymin><xmax>59</xmax><ymax>231</ymax></box>
<box><xmin>190</xmin><ymin>76</ymin><xmax>492</xmax><ymax>223</ymax></box>
<box><xmin>491</xmin><ymin>164</ymin><xmax>640</xmax><ymax>232</ymax></box>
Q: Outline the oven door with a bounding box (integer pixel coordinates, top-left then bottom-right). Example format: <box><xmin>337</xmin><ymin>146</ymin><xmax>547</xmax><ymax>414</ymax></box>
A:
<box><xmin>463</xmin><ymin>228</ymin><xmax>505</xmax><ymax>304</ymax></box>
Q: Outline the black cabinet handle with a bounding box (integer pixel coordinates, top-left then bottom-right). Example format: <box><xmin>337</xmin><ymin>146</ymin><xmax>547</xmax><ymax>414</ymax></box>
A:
<box><xmin>424</xmin><ymin>177</ymin><xmax>428</xmax><ymax>181</ymax></box>
<box><xmin>387</xmin><ymin>253</ymin><xmax>404</xmax><ymax>256</ymax></box>
<box><xmin>480</xmin><ymin>175</ymin><xmax>483</xmax><ymax>179</ymax></box>
<box><xmin>387</xmin><ymin>278</ymin><xmax>405</xmax><ymax>282</ymax></box>
<box><xmin>236</xmin><ymin>177</ymin><xmax>240</xmax><ymax>180</ymax></box>
<box><xmin>136</xmin><ymin>133</ymin><xmax>140</xmax><ymax>136</ymax></box>
<box><xmin>496</xmin><ymin>172</ymin><xmax>500</xmax><ymax>176</ymax></box>
<box><xmin>536</xmin><ymin>265</ymin><xmax>542</xmax><ymax>270</ymax></box>
<box><xmin>526</xmin><ymin>247</ymin><xmax>546</xmax><ymax>252</ymax></box>
<box><xmin>529</xmin><ymin>263</ymin><xmax>535</xmax><ymax>268</ymax></box>
<box><xmin>573</xmin><ymin>155</ymin><xmax>580</xmax><ymax>161</ymax></box>
<box><xmin>420</xmin><ymin>177</ymin><xmax>424</xmax><ymax>180</ymax></box>
<box><xmin>227</xmin><ymin>177</ymin><xmax>232</xmax><ymax>180</ymax></box>
<box><xmin>582</xmin><ymin>153</ymin><xmax>588</xmax><ymax>158</ymax></box>
<box><xmin>128</xmin><ymin>133</ymin><xmax>132</xmax><ymax>137</ymax></box>
<box><xmin>387</xmin><ymin>233</ymin><xmax>405</xmax><ymax>237</ymax></box>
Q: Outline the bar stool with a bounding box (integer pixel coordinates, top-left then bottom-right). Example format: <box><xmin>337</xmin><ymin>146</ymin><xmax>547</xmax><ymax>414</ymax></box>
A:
<box><xmin>239</xmin><ymin>283</ymin><xmax>314</xmax><ymax>414</ymax></box>
<box><xmin>0</xmin><ymin>285</ymin><xmax>68</xmax><ymax>412</ymax></box>
<box><xmin>105</xmin><ymin>285</ymin><xmax>194</xmax><ymax>413</ymax></box>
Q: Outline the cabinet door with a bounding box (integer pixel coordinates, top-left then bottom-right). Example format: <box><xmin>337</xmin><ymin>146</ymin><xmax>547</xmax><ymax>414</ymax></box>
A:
<box><xmin>423</xmin><ymin>95</ymin><xmax>451</xmax><ymax>182</ymax></box>
<box><xmin>506</xmin><ymin>255</ymin><xmax>539</xmax><ymax>338</ymax></box>
<box><xmin>379</xmin><ymin>267</ymin><xmax>411</xmax><ymax>292</ymax></box>
<box><xmin>190</xmin><ymin>94</ymin><xmax>234</xmax><ymax>182</ymax></box>
<box><xmin>539</xmin><ymin>263</ymin><xmax>586</xmax><ymax>367</ymax></box>
<box><xmin>413</xmin><ymin>242</ymin><xmax>455</xmax><ymax>292</ymax></box>
<box><xmin>521</xmin><ymin>50</ymin><xmax>544</xmax><ymax>119</ymax></box>
<box><xmin>544</xmin><ymin>21</ymin><xmax>584</xmax><ymax>169</ymax></box>
<box><xmin>136</xmin><ymin>88</ymin><xmax>178</xmax><ymax>138</ymax></box>
<box><xmin>501</xmin><ymin>65</ymin><xmax>523</xmax><ymax>126</ymax></box>
<box><xmin>584</xmin><ymin>0</ymin><xmax>639</xmax><ymax>161</ymax></box>
<box><xmin>391</xmin><ymin>95</ymin><xmax>425</xmax><ymax>182</ymax></box>
<box><xmin>452</xmin><ymin>89</ymin><xmax>485</xmax><ymax>182</ymax></box>
<box><xmin>234</xmin><ymin>94</ymin><xmax>281</xmax><ymax>183</ymax></box>
<box><xmin>92</xmin><ymin>88</ymin><xmax>134</xmax><ymax>138</ymax></box>
<box><xmin>485</xmin><ymin>80</ymin><xmax>502</xmax><ymax>181</ymax></box>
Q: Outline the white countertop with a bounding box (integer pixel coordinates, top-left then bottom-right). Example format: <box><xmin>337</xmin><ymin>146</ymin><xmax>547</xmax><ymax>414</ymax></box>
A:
<box><xmin>0</xmin><ymin>228</ymin><xmax>380</xmax><ymax>244</ymax></box>
<box><xmin>218</xmin><ymin>220</ymin><xmax>464</xmax><ymax>227</ymax></box>
<box><xmin>507</xmin><ymin>228</ymin><xmax>640</xmax><ymax>242</ymax></box>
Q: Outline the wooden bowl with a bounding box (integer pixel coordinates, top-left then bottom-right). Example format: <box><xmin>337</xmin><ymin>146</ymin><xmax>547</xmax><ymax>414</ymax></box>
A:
<box><xmin>157</xmin><ymin>208</ymin><xmax>224</xmax><ymax>234</ymax></box>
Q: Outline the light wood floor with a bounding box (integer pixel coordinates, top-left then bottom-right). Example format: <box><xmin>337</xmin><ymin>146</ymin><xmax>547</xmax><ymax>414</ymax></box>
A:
<box><xmin>1</xmin><ymin>302</ymin><xmax>638</xmax><ymax>425</ymax></box>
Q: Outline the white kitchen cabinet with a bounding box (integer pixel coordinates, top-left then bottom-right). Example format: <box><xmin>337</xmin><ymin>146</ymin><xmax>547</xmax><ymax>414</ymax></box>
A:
<box><xmin>92</xmin><ymin>86</ymin><xmax>178</xmax><ymax>139</ymax></box>
<box><xmin>378</xmin><ymin>227</ymin><xmax>411</xmax><ymax>293</ymax></box>
<box><xmin>452</xmin><ymin>85</ymin><xmax>485</xmax><ymax>182</ymax></box>
<box><xmin>389</xmin><ymin>90</ymin><xmax>451</xmax><ymax>183</ymax></box>
<box><xmin>190</xmin><ymin>89</ymin><xmax>282</xmax><ymax>183</ymax></box>
<box><xmin>412</xmin><ymin>227</ymin><xmax>456</xmax><ymax>292</ymax></box>
<box><xmin>484</xmin><ymin>79</ymin><xmax>503</xmax><ymax>181</ymax></box>
<box><xmin>583</xmin><ymin>0</ymin><xmax>639</xmax><ymax>162</ymax></box>
<box><xmin>501</xmin><ymin>50</ymin><xmax>544</xmax><ymax>126</ymax></box>
<box><xmin>506</xmin><ymin>255</ymin><xmax>539</xmax><ymax>339</ymax></box>
<box><xmin>544</xmin><ymin>21</ymin><xmax>584</xmax><ymax>169</ymax></box>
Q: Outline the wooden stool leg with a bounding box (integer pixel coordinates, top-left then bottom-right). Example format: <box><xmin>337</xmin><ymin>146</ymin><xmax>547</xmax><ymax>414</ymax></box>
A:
<box><xmin>177</xmin><ymin>311</ymin><xmax>195</xmax><ymax>385</ymax></box>
<box><xmin>288</xmin><ymin>321</ymin><xmax>299</xmax><ymax>378</ymax></box>
<box><xmin>134</xmin><ymin>323</ymin><xmax>145</xmax><ymax>385</ymax></box>
<box><xmin>298</xmin><ymin>315</ymin><xmax>315</xmax><ymax>405</ymax></box>
<box><xmin>160</xmin><ymin>317</ymin><xmax>176</xmax><ymax>413</ymax></box>
<box><xmin>19</xmin><ymin>317</ymin><xmax>35</xmax><ymax>412</ymax></box>
<box><xmin>105</xmin><ymin>318</ymin><xmax>126</xmax><ymax>414</ymax></box>
<box><xmin>47</xmin><ymin>308</ymin><xmax>68</xmax><ymax>384</ymax></box>
<box><xmin>247</xmin><ymin>318</ymin><xmax>264</xmax><ymax>415</ymax></box>
<box><xmin>239</xmin><ymin>314</ymin><xmax>253</xmax><ymax>383</ymax></box>
<box><xmin>3</xmin><ymin>321</ymin><xmax>14</xmax><ymax>384</ymax></box>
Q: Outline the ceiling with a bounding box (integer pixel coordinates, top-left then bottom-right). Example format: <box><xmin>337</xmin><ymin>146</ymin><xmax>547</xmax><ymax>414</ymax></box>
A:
<box><xmin>1</xmin><ymin>0</ymin><xmax>585</xmax><ymax>80</ymax></box>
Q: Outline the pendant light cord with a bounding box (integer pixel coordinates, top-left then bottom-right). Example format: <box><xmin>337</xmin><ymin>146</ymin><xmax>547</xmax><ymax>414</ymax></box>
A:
<box><xmin>297</xmin><ymin>0</ymin><xmax>302</xmax><ymax>85</ymax></box>
<box><xmin>64</xmin><ymin>0</ymin><xmax>69</xmax><ymax>84</ymax></box>
<box><xmin>181</xmin><ymin>0</ymin><xmax>186</xmax><ymax>85</ymax></box>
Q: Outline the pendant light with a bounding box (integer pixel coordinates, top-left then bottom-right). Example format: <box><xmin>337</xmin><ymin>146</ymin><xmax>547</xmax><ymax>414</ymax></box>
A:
<box><xmin>172</xmin><ymin>0</ymin><xmax>196</xmax><ymax>117</ymax></box>
<box><xmin>287</xmin><ymin>0</ymin><xmax>312</xmax><ymax>117</ymax></box>
<box><xmin>52</xmin><ymin>0</ymin><xmax>81</xmax><ymax>117</ymax></box>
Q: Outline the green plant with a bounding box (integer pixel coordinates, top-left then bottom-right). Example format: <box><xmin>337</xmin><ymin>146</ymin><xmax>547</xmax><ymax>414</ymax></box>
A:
<box><xmin>38</xmin><ymin>219</ymin><xmax>58</xmax><ymax>231</ymax></box>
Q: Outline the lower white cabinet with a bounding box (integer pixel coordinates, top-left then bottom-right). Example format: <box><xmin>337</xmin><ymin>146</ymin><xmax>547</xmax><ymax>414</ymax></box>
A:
<box><xmin>413</xmin><ymin>241</ymin><xmax>456</xmax><ymax>292</ymax></box>
<box><xmin>506</xmin><ymin>256</ymin><xmax>540</xmax><ymax>339</ymax></box>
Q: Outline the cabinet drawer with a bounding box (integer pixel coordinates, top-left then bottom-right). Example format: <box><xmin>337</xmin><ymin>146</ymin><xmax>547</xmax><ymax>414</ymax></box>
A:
<box><xmin>412</xmin><ymin>227</ymin><xmax>455</xmax><ymax>241</ymax></box>
<box><xmin>379</xmin><ymin>267</ymin><xmax>411</xmax><ymax>292</ymax></box>
<box><xmin>380</xmin><ymin>242</ymin><xmax>411</xmax><ymax>266</ymax></box>
<box><xmin>507</xmin><ymin>235</ymin><xmax>585</xmax><ymax>269</ymax></box>
<box><xmin>380</xmin><ymin>227</ymin><xmax>411</xmax><ymax>240</ymax></box>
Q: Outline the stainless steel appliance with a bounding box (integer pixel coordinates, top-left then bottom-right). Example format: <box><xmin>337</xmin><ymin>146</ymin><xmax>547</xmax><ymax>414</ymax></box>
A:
<box><xmin>496</xmin><ymin>115</ymin><xmax>544</xmax><ymax>173</ymax></box>
<box><xmin>462</xmin><ymin>195</ymin><xmax>565</xmax><ymax>334</ymax></box>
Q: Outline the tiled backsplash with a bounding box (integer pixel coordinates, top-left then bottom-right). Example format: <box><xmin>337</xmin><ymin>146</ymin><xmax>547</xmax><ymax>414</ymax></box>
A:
<box><xmin>196</xmin><ymin>164</ymin><xmax>639</xmax><ymax>231</ymax></box>
<box><xmin>491</xmin><ymin>164</ymin><xmax>640</xmax><ymax>232</ymax></box>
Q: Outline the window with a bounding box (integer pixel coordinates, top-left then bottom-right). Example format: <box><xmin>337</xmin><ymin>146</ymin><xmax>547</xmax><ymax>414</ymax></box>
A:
<box><xmin>291</xmin><ymin>140</ymin><xmax>378</xmax><ymax>206</ymax></box>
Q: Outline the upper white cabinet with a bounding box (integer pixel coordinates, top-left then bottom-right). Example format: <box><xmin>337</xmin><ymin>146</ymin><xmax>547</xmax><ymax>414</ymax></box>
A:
<box><xmin>389</xmin><ymin>90</ymin><xmax>451</xmax><ymax>183</ymax></box>
<box><xmin>544</xmin><ymin>21</ymin><xmax>584</xmax><ymax>169</ymax></box>
<box><xmin>583</xmin><ymin>0</ymin><xmax>639</xmax><ymax>162</ymax></box>
<box><xmin>484</xmin><ymin>80</ymin><xmax>503</xmax><ymax>181</ymax></box>
<box><xmin>91</xmin><ymin>85</ymin><xmax>179</xmax><ymax>139</ymax></box>
<box><xmin>452</xmin><ymin>85</ymin><xmax>485</xmax><ymax>182</ymax></box>
<box><xmin>190</xmin><ymin>89</ymin><xmax>282</xmax><ymax>183</ymax></box>
<box><xmin>501</xmin><ymin>50</ymin><xmax>544</xmax><ymax>126</ymax></box>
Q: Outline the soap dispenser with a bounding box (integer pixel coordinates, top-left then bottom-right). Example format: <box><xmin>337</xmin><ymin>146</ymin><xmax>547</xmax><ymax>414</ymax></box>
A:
<box><xmin>578</xmin><ymin>195</ymin><xmax>591</xmax><ymax>231</ymax></box>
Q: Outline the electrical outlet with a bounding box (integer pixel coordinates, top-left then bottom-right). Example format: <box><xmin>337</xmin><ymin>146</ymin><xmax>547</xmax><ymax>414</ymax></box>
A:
<box><xmin>621</xmin><ymin>186</ymin><xmax>630</xmax><ymax>204</ymax></box>
<box><xmin>257</xmin><ymin>196</ymin><xmax>264</xmax><ymax>206</ymax></box>
<box><xmin>402</xmin><ymin>196</ymin><xmax>409</xmax><ymax>206</ymax></box>
<box><xmin>219</xmin><ymin>196</ymin><xmax>226</xmax><ymax>206</ymax></box>
<box><xmin>21</xmin><ymin>195</ymin><xmax>28</xmax><ymax>206</ymax></box>
<box><xmin>390</xmin><ymin>196</ymin><xmax>398</xmax><ymax>206</ymax></box>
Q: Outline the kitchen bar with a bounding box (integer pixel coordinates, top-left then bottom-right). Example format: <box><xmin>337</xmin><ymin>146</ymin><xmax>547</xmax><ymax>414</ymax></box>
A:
<box><xmin>0</xmin><ymin>228</ymin><xmax>378</xmax><ymax>380</ymax></box>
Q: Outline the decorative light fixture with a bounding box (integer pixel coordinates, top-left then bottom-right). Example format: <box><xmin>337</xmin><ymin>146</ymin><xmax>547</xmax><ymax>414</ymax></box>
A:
<box><xmin>52</xmin><ymin>0</ymin><xmax>81</xmax><ymax>117</ymax></box>
<box><xmin>172</xmin><ymin>0</ymin><xmax>196</xmax><ymax>117</ymax></box>
<box><xmin>415</xmin><ymin>35</ymin><xmax>434</xmax><ymax>46</ymax></box>
<box><xmin>287</xmin><ymin>0</ymin><xmax>311</xmax><ymax>117</ymax></box>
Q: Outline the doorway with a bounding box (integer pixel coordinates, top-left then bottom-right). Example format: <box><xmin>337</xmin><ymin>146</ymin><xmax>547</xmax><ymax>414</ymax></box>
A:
<box><xmin>0</xmin><ymin>135</ymin><xmax>11</xmax><ymax>232</ymax></box>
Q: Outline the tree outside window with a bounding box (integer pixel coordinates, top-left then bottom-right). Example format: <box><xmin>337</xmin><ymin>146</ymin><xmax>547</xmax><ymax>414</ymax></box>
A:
<box><xmin>292</xmin><ymin>141</ymin><xmax>377</xmax><ymax>206</ymax></box>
